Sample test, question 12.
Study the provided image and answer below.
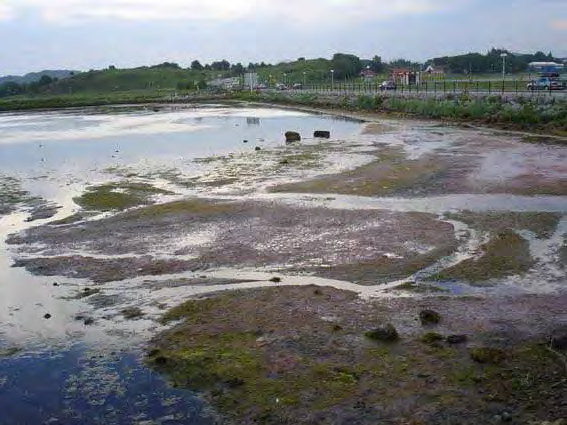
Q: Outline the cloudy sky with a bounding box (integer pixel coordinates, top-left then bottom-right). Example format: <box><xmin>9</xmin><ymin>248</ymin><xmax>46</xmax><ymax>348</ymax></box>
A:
<box><xmin>0</xmin><ymin>0</ymin><xmax>566</xmax><ymax>75</ymax></box>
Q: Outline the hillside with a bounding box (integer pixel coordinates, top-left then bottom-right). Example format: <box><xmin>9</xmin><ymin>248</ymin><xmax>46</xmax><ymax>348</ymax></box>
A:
<box><xmin>0</xmin><ymin>70</ymin><xmax>77</xmax><ymax>85</ymax></box>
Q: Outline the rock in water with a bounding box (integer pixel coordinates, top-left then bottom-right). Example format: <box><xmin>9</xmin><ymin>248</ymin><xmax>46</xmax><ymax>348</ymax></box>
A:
<box><xmin>314</xmin><ymin>130</ymin><xmax>331</xmax><ymax>138</ymax></box>
<box><xmin>365</xmin><ymin>324</ymin><xmax>399</xmax><ymax>342</ymax></box>
<box><xmin>285</xmin><ymin>131</ymin><xmax>301</xmax><ymax>142</ymax></box>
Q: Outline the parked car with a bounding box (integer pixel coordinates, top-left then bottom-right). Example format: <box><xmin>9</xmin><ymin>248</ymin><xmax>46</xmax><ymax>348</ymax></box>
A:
<box><xmin>526</xmin><ymin>77</ymin><xmax>565</xmax><ymax>91</ymax></box>
<box><xmin>292</xmin><ymin>83</ymin><xmax>303</xmax><ymax>89</ymax></box>
<box><xmin>379</xmin><ymin>81</ymin><xmax>397</xmax><ymax>91</ymax></box>
<box><xmin>275</xmin><ymin>83</ymin><xmax>288</xmax><ymax>91</ymax></box>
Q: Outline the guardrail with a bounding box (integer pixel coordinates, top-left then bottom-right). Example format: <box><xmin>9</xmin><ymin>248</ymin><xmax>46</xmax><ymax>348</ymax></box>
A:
<box><xmin>274</xmin><ymin>80</ymin><xmax>566</xmax><ymax>97</ymax></box>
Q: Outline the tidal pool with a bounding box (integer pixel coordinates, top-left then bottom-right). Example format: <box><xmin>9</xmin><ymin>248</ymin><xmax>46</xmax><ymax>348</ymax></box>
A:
<box><xmin>0</xmin><ymin>103</ymin><xmax>566</xmax><ymax>424</ymax></box>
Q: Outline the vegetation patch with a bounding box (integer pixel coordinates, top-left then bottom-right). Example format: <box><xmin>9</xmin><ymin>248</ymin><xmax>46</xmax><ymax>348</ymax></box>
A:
<box><xmin>0</xmin><ymin>175</ymin><xmax>33</xmax><ymax>215</ymax></box>
<box><xmin>430</xmin><ymin>230</ymin><xmax>533</xmax><ymax>284</ymax></box>
<box><xmin>147</xmin><ymin>286</ymin><xmax>567</xmax><ymax>424</ymax></box>
<box><xmin>124</xmin><ymin>198</ymin><xmax>235</xmax><ymax>220</ymax></box>
<box><xmin>74</xmin><ymin>181</ymin><xmax>173</xmax><ymax>212</ymax></box>
<box><xmin>270</xmin><ymin>147</ymin><xmax>448</xmax><ymax>197</ymax></box>
<box><xmin>445</xmin><ymin>211</ymin><xmax>562</xmax><ymax>239</ymax></box>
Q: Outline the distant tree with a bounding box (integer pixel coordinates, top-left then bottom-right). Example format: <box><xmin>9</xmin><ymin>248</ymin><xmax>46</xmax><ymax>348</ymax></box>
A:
<box><xmin>369</xmin><ymin>55</ymin><xmax>384</xmax><ymax>73</ymax></box>
<box><xmin>211</xmin><ymin>60</ymin><xmax>231</xmax><ymax>71</ymax></box>
<box><xmin>0</xmin><ymin>81</ymin><xmax>24</xmax><ymax>97</ymax></box>
<box><xmin>38</xmin><ymin>75</ymin><xmax>54</xmax><ymax>86</ymax></box>
<box><xmin>191</xmin><ymin>60</ymin><xmax>203</xmax><ymax>71</ymax></box>
<box><xmin>331</xmin><ymin>53</ymin><xmax>362</xmax><ymax>80</ymax></box>
<box><xmin>152</xmin><ymin>62</ymin><xmax>181</xmax><ymax>69</ymax></box>
<box><xmin>231</xmin><ymin>63</ymin><xmax>245</xmax><ymax>75</ymax></box>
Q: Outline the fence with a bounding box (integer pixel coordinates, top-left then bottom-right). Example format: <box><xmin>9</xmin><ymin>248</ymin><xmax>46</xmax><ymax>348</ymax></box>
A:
<box><xmin>280</xmin><ymin>79</ymin><xmax>566</xmax><ymax>97</ymax></box>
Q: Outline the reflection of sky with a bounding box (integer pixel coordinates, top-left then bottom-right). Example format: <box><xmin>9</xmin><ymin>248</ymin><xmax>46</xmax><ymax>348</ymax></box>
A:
<box><xmin>0</xmin><ymin>107</ymin><xmax>361</xmax><ymax>184</ymax></box>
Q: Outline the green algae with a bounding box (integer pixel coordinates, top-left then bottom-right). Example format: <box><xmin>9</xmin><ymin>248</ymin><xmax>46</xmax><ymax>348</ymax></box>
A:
<box><xmin>431</xmin><ymin>230</ymin><xmax>533</xmax><ymax>284</ymax></box>
<box><xmin>74</xmin><ymin>181</ymin><xmax>173</xmax><ymax>212</ymax></box>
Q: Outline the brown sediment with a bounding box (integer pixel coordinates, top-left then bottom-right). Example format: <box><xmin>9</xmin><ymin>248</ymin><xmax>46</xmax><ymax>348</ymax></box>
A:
<box><xmin>148</xmin><ymin>286</ymin><xmax>567</xmax><ymax>425</ymax></box>
<box><xmin>9</xmin><ymin>200</ymin><xmax>457</xmax><ymax>285</ymax></box>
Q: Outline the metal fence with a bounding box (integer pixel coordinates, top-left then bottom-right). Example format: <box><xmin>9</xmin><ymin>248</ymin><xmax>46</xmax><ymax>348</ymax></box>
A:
<box><xmin>280</xmin><ymin>80</ymin><xmax>566</xmax><ymax>97</ymax></box>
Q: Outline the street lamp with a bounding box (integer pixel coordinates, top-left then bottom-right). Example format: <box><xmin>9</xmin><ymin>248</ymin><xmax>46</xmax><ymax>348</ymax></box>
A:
<box><xmin>330</xmin><ymin>69</ymin><xmax>335</xmax><ymax>91</ymax></box>
<box><xmin>500</xmin><ymin>53</ymin><xmax>508</xmax><ymax>80</ymax></box>
<box><xmin>303</xmin><ymin>71</ymin><xmax>307</xmax><ymax>88</ymax></box>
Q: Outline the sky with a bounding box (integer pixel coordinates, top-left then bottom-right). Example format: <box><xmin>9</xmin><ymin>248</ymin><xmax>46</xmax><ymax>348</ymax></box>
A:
<box><xmin>0</xmin><ymin>0</ymin><xmax>566</xmax><ymax>75</ymax></box>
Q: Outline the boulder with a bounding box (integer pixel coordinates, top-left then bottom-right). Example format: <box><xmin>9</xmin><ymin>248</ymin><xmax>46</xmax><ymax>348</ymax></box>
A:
<box><xmin>365</xmin><ymin>324</ymin><xmax>399</xmax><ymax>342</ymax></box>
<box><xmin>314</xmin><ymin>130</ymin><xmax>331</xmax><ymax>139</ymax></box>
<box><xmin>419</xmin><ymin>309</ymin><xmax>441</xmax><ymax>325</ymax></box>
<box><xmin>285</xmin><ymin>131</ymin><xmax>301</xmax><ymax>142</ymax></box>
<box><xmin>446</xmin><ymin>334</ymin><xmax>468</xmax><ymax>344</ymax></box>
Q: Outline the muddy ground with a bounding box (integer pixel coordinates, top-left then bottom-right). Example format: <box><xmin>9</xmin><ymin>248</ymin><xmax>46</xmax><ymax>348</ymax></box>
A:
<box><xmin>148</xmin><ymin>285</ymin><xmax>567</xmax><ymax>425</ymax></box>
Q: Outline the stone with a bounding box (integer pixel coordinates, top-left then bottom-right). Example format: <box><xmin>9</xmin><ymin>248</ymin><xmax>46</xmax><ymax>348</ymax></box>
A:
<box><xmin>550</xmin><ymin>327</ymin><xmax>567</xmax><ymax>350</ymax></box>
<box><xmin>314</xmin><ymin>130</ymin><xmax>331</xmax><ymax>139</ymax></box>
<box><xmin>43</xmin><ymin>313</ymin><xmax>52</xmax><ymax>319</ymax></box>
<box><xmin>447</xmin><ymin>334</ymin><xmax>468</xmax><ymax>344</ymax></box>
<box><xmin>419</xmin><ymin>309</ymin><xmax>441</xmax><ymax>325</ymax></box>
<box><xmin>269</xmin><ymin>277</ymin><xmax>282</xmax><ymax>283</ymax></box>
<box><xmin>365</xmin><ymin>324</ymin><xmax>399</xmax><ymax>342</ymax></box>
<box><xmin>83</xmin><ymin>317</ymin><xmax>95</xmax><ymax>326</ymax></box>
<box><xmin>255</xmin><ymin>147</ymin><xmax>262</xmax><ymax>151</ymax></box>
<box><xmin>285</xmin><ymin>131</ymin><xmax>301</xmax><ymax>142</ymax></box>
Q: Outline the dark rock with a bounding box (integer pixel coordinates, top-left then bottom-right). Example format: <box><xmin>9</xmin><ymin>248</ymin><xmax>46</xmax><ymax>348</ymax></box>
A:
<box><xmin>285</xmin><ymin>131</ymin><xmax>301</xmax><ymax>142</ymax></box>
<box><xmin>225</xmin><ymin>377</ymin><xmax>245</xmax><ymax>388</ymax></box>
<box><xmin>419</xmin><ymin>309</ymin><xmax>441</xmax><ymax>325</ymax></box>
<box><xmin>365</xmin><ymin>324</ymin><xmax>399</xmax><ymax>342</ymax></box>
<box><xmin>314</xmin><ymin>130</ymin><xmax>331</xmax><ymax>139</ymax></box>
<box><xmin>243</xmin><ymin>140</ymin><xmax>248</xmax><ymax>143</ymax></box>
<box><xmin>447</xmin><ymin>334</ymin><xmax>468</xmax><ymax>344</ymax></box>
<box><xmin>255</xmin><ymin>147</ymin><xmax>262</xmax><ymax>151</ymax></box>
<box><xmin>83</xmin><ymin>317</ymin><xmax>95</xmax><ymax>326</ymax></box>
<box><xmin>332</xmin><ymin>324</ymin><xmax>343</xmax><ymax>332</ymax></box>
<box><xmin>470</xmin><ymin>347</ymin><xmax>506</xmax><ymax>364</ymax></box>
<box><xmin>53</xmin><ymin>282</ymin><xmax>59</xmax><ymax>287</ymax></box>
<box><xmin>550</xmin><ymin>328</ymin><xmax>567</xmax><ymax>350</ymax></box>
<box><xmin>154</xmin><ymin>356</ymin><xmax>168</xmax><ymax>366</ymax></box>
<box><xmin>43</xmin><ymin>313</ymin><xmax>52</xmax><ymax>319</ymax></box>
<box><xmin>269</xmin><ymin>277</ymin><xmax>282</xmax><ymax>283</ymax></box>
<box><xmin>279</xmin><ymin>159</ymin><xmax>290</xmax><ymax>165</ymax></box>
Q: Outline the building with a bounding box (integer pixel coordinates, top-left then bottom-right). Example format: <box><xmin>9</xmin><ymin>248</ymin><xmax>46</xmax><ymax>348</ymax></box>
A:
<box><xmin>390</xmin><ymin>68</ymin><xmax>421</xmax><ymax>85</ymax></box>
<box><xmin>360</xmin><ymin>68</ymin><xmax>377</xmax><ymax>82</ymax></box>
<box><xmin>424</xmin><ymin>64</ymin><xmax>446</xmax><ymax>79</ymax></box>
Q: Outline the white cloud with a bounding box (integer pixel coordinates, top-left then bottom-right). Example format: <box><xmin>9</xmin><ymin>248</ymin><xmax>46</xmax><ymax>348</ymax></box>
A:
<box><xmin>0</xmin><ymin>0</ymin><xmax>456</xmax><ymax>24</ymax></box>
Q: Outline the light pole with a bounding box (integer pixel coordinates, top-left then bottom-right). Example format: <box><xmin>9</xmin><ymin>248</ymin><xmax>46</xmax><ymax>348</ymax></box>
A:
<box><xmin>500</xmin><ymin>53</ymin><xmax>508</xmax><ymax>80</ymax></box>
<box><xmin>303</xmin><ymin>71</ymin><xmax>307</xmax><ymax>88</ymax></box>
<box><xmin>283</xmin><ymin>73</ymin><xmax>287</xmax><ymax>86</ymax></box>
<box><xmin>330</xmin><ymin>69</ymin><xmax>335</xmax><ymax>91</ymax></box>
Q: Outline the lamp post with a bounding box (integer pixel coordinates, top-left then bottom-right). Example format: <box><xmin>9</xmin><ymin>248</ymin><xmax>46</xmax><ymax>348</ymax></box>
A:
<box><xmin>500</xmin><ymin>53</ymin><xmax>508</xmax><ymax>80</ymax></box>
<box><xmin>283</xmin><ymin>73</ymin><xmax>287</xmax><ymax>86</ymax></box>
<box><xmin>303</xmin><ymin>71</ymin><xmax>307</xmax><ymax>88</ymax></box>
<box><xmin>330</xmin><ymin>69</ymin><xmax>335</xmax><ymax>91</ymax></box>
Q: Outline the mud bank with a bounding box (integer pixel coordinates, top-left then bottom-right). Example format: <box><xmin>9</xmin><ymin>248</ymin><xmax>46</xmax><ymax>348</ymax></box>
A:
<box><xmin>148</xmin><ymin>286</ymin><xmax>567</xmax><ymax>425</ymax></box>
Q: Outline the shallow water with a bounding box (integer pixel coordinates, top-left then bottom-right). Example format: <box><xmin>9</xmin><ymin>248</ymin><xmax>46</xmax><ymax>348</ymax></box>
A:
<box><xmin>1</xmin><ymin>104</ymin><xmax>566</xmax><ymax>423</ymax></box>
